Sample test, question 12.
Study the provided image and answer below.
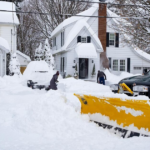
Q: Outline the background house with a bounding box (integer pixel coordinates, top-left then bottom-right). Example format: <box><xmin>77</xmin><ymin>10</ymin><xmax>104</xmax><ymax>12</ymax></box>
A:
<box><xmin>0</xmin><ymin>1</ymin><xmax>30</xmax><ymax>76</ymax></box>
<box><xmin>51</xmin><ymin>2</ymin><xmax>150</xmax><ymax>78</ymax></box>
<box><xmin>16</xmin><ymin>50</ymin><xmax>31</xmax><ymax>74</ymax></box>
<box><xmin>0</xmin><ymin>37</ymin><xmax>10</xmax><ymax>76</ymax></box>
<box><xmin>0</xmin><ymin>1</ymin><xmax>19</xmax><ymax>77</ymax></box>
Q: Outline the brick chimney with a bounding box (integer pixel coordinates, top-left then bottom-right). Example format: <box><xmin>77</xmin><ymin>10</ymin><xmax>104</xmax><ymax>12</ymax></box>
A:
<box><xmin>98</xmin><ymin>0</ymin><xmax>109</xmax><ymax>69</ymax></box>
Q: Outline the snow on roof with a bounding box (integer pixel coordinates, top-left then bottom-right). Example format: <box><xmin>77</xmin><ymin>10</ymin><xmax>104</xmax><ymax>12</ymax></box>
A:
<box><xmin>0</xmin><ymin>37</ymin><xmax>10</xmax><ymax>53</ymax></box>
<box><xmin>51</xmin><ymin>4</ymin><xmax>98</xmax><ymax>37</ymax></box>
<box><xmin>75</xmin><ymin>43</ymin><xmax>97</xmax><ymax>58</ymax></box>
<box><xmin>0</xmin><ymin>2</ymin><xmax>19</xmax><ymax>25</ymax></box>
<box><xmin>16</xmin><ymin>50</ymin><xmax>31</xmax><ymax>62</ymax></box>
<box><xmin>64</xmin><ymin>20</ymin><xmax>103</xmax><ymax>50</ymax></box>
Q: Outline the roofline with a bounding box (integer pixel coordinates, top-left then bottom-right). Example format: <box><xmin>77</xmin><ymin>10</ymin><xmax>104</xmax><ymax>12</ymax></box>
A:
<box><xmin>16</xmin><ymin>50</ymin><xmax>31</xmax><ymax>61</ymax></box>
<box><xmin>130</xmin><ymin>47</ymin><xmax>150</xmax><ymax>63</ymax></box>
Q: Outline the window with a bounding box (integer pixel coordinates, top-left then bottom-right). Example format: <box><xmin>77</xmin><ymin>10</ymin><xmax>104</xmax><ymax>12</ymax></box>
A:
<box><xmin>134</xmin><ymin>67</ymin><xmax>142</xmax><ymax>70</ymax></box>
<box><xmin>109</xmin><ymin>33</ymin><xmax>115</xmax><ymax>46</ymax></box>
<box><xmin>113</xmin><ymin>59</ymin><xmax>126</xmax><ymax>71</ymax></box>
<box><xmin>61</xmin><ymin>32</ymin><xmax>64</xmax><ymax>46</ymax></box>
<box><xmin>53</xmin><ymin>37</ymin><xmax>56</xmax><ymax>47</ymax></box>
<box><xmin>120</xmin><ymin>60</ymin><xmax>125</xmax><ymax>71</ymax></box>
<box><xmin>81</xmin><ymin>37</ymin><xmax>87</xmax><ymax>43</ymax></box>
<box><xmin>60</xmin><ymin>57</ymin><xmax>67</xmax><ymax>72</ymax></box>
<box><xmin>113</xmin><ymin>60</ymin><xmax>118</xmax><ymax>71</ymax></box>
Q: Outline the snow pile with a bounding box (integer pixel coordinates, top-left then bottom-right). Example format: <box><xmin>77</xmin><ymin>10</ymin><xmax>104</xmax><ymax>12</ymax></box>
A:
<box><xmin>59</xmin><ymin>77</ymin><xmax>111</xmax><ymax>94</ymax></box>
<box><xmin>0</xmin><ymin>37</ymin><xmax>10</xmax><ymax>53</ymax></box>
<box><xmin>0</xmin><ymin>76</ymin><xmax>150</xmax><ymax>149</ymax></box>
<box><xmin>104</xmin><ymin>69</ymin><xmax>137</xmax><ymax>85</ymax></box>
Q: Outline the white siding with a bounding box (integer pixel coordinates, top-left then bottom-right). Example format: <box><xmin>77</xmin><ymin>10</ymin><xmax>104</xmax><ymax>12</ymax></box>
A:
<box><xmin>107</xmin><ymin>46</ymin><xmax>150</xmax><ymax>75</ymax></box>
<box><xmin>16</xmin><ymin>54</ymin><xmax>29</xmax><ymax>66</ymax></box>
<box><xmin>87</xmin><ymin>10</ymin><xmax>98</xmax><ymax>36</ymax></box>
<box><xmin>0</xmin><ymin>25</ymin><xmax>17</xmax><ymax>53</ymax></box>
<box><xmin>67</xmin><ymin>27</ymin><xmax>101</xmax><ymax>50</ymax></box>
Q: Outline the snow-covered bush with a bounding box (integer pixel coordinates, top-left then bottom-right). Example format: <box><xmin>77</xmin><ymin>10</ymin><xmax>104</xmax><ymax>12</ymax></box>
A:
<box><xmin>9</xmin><ymin>52</ymin><xmax>20</xmax><ymax>76</ymax></box>
<box><xmin>34</xmin><ymin>39</ymin><xmax>55</xmax><ymax>70</ymax></box>
<box><xmin>34</xmin><ymin>43</ymin><xmax>44</xmax><ymax>61</ymax></box>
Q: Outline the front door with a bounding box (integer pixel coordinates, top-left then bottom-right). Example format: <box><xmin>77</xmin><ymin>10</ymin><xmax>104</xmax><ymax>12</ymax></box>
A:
<box><xmin>79</xmin><ymin>58</ymin><xmax>88</xmax><ymax>79</ymax></box>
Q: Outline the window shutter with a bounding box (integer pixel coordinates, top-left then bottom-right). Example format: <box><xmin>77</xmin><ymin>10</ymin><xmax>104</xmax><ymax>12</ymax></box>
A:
<box><xmin>127</xmin><ymin>58</ymin><xmax>130</xmax><ymax>73</ymax></box>
<box><xmin>63</xmin><ymin>57</ymin><xmax>65</xmax><ymax>72</ymax></box>
<box><xmin>61</xmin><ymin>32</ymin><xmax>62</xmax><ymax>46</ymax></box>
<box><xmin>115</xmin><ymin>33</ymin><xmax>119</xmax><ymax>47</ymax></box>
<box><xmin>60</xmin><ymin>57</ymin><xmax>62</xmax><ymax>72</ymax></box>
<box><xmin>77</xmin><ymin>36</ymin><xmax>81</xmax><ymax>43</ymax></box>
<box><xmin>87</xmin><ymin>36</ymin><xmax>91</xmax><ymax>43</ymax></box>
<box><xmin>108</xmin><ymin>58</ymin><xmax>111</xmax><ymax>69</ymax></box>
<box><xmin>106</xmin><ymin>32</ymin><xmax>109</xmax><ymax>47</ymax></box>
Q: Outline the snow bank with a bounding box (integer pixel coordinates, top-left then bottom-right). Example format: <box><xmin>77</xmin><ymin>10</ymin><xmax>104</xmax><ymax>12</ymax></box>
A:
<box><xmin>104</xmin><ymin>69</ymin><xmax>137</xmax><ymax>85</ymax></box>
<box><xmin>59</xmin><ymin>77</ymin><xmax>112</xmax><ymax>95</ymax></box>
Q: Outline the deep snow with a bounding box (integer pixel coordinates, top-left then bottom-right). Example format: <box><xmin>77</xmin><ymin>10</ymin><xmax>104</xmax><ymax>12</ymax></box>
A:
<box><xmin>0</xmin><ymin>72</ymin><xmax>150</xmax><ymax>150</ymax></box>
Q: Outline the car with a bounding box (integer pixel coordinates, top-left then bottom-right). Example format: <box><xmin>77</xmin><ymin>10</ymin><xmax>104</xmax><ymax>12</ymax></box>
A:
<box><xmin>23</xmin><ymin>61</ymin><xmax>55</xmax><ymax>90</ymax></box>
<box><xmin>110</xmin><ymin>71</ymin><xmax>150</xmax><ymax>98</ymax></box>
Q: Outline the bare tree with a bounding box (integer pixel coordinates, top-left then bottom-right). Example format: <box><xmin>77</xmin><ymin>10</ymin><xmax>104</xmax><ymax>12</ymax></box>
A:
<box><xmin>108</xmin><ymin>0</ymin><xmax>150</xmax><ymax>52</ymax></box>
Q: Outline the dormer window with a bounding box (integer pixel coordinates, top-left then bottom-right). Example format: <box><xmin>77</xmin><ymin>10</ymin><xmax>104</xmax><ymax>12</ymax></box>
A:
<box><xmin>81</xmin><ymin>37</ymin><xmax>87</xmax><ymax>43</ymax></box>
<box><xmin>77</xmin><ymin>36</ymin><xmax>91</xmax><ymax>43</ymax></box>
<box><xmin>109</xmin><ymin>33</ymin><xmax>115</xmax><ymax>46</ymax></box>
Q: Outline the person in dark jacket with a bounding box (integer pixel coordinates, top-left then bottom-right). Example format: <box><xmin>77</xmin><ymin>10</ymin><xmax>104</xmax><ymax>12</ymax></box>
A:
<box><xmin>49</xmin><ymin>71</ymin><xmax>59</xmax><ymax>90</ymax></box>
<box><xmin>97</xmin><ymin>70</ymin><xmax>106</xmax><ymax>85</ymax></box>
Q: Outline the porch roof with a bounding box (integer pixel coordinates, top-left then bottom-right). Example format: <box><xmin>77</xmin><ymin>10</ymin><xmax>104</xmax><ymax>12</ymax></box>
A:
<box><xmin>0</xmin><ymin>37</ymin><xmax>10</xmax><ymax>53</ymax></box>
<box><xmin>75</xmin><ymin>43</ymin><xmax>97</xmax><ymax>58</ymax></box>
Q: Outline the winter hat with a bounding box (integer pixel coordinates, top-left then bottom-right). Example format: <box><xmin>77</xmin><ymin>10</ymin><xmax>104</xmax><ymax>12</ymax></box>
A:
<box><xmin>56</xmin><ymin>71</ymin><xmax>59</xmax><ymax>75</ymax></box>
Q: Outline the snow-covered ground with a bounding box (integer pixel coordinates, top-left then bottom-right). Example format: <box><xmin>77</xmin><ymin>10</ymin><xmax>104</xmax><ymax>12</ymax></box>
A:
<box><xmin>0</xmin><ymin>71</ymin><xmax>150</xmax><ymax>150</ymax></box>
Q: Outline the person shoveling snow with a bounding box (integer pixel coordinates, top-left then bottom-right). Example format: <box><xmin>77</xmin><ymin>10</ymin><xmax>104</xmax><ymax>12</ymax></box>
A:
<box><xmin>46</xmin><ymin>71</ymin><xmax>59</xmax><ymax>91</ymax></box>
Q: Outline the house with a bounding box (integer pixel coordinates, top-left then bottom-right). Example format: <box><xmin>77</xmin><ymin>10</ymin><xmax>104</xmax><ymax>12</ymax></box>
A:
<box><xmin>51</xmin><ymin>5</ymin><xmax>103</xmax><ymax>80</ymax></box>
<box><xmin>106</xmin><ymin>9</ymin><xmax>150</xmax><ymax>75</ymax></box>
<box><xmin>0</xmin><ymin>1</ymin><xmax>30</xmax><ymax>76</ymax></box>
<box><xmin>0</xmin><ymin>37</ymin><xmax>10</xmax><ymax>76</ymax></box>
<box><xmin>51</xmin><ymin>2</ymin><xmax>150</xmax><ymax>77</ymax></box>
<box><xmin>0</xmin><ymin>1</ymin><xmax>19</xmax><ymax>77</ymax></box>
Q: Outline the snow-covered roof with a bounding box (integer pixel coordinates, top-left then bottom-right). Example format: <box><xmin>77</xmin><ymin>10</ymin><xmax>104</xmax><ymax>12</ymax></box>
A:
<box><xmin>0</xmin><ymin>37</ymin><xmax>10</xmax><ymax>53</ymax></box>
<box><xmin>64</xmin><ymin>20</ymin><xmax>103</xmax><ymax>50</ymax></box>
<box><xmin>75</xmin><ymin>43</ymin><xmax>97</xmax><ymax>58</ymax></box>
<box><xmin>16</xmin><ymin>50</ymin><xmax>31</xmax><ymax>62</ymax></box>
<box><xmin>0</xmin><ymin>2</ymin><xmax>19</xmax><ymax>25</ymax></box>
<box><xmin>51</xmin><ymin>4</ymin><xmax>98</xmax><ymax>37</ymax></box>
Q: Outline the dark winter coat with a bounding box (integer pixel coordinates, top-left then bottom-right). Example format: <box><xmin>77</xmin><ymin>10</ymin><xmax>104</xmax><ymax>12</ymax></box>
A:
<box><xmin>50</xmin><ymin>74</ymin><xmax>58</xmax><ymax>90</ymax></box>
<box><xmin>97</xmin><ymin>71</ymin><xmax>106</xmax><ymax>83</ymax></box>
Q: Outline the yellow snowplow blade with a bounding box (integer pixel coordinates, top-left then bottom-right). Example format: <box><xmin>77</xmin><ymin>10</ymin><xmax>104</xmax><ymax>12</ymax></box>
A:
<box><xmin>74</xmin><ymin>94</ymin><xmax>150</xmax><ymax>132</ymax></box>
<box><xmin>118</xmin><ymin>83</ymin><xmax>133</xmax><ymax>95</ymax></box>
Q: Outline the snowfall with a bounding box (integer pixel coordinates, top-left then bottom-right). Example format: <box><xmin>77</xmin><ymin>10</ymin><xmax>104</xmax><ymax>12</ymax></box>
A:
<box><xmin>0</xmin><ymin>69</ymin><xmax>150</xmax><ymax>150</ymax></box>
